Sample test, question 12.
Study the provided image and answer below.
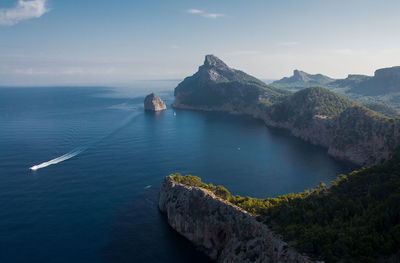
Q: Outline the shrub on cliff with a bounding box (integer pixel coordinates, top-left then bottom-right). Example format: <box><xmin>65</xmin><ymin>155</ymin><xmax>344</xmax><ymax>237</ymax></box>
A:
<box><xmin>215</xmin><ymin>185</ymin><xmax>231</xmax><ymax>200</ymax></box>
<box><xmin>170</xmin><ymin>174</ymin><xmax>231</xmax><ymax>200</ymax></box>
<box><xmin>171</xmin><ymin>173</ymin><xmax>204</xmax><ymax>187</ymax></box>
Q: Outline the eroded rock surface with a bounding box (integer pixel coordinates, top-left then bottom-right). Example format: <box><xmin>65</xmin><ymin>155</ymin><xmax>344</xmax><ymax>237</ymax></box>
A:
<box><xmin>158</xmin><ymin>176</ymin><xmax>318</xmax><ymax>263</ymax></box>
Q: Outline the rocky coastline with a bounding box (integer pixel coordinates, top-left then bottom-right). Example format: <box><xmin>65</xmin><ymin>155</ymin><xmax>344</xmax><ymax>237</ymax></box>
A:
<box><xmin>173</xmin><ymin>99</ymin><xmax>400</xmax><ymax>166</ymax></box>
<box><xmin>172</xmin><ymin>55</ymin><xmax>400</xmax><ymax>166</ymax></box>
<box><xmin>158</xmin><ymin>175</ymin><xmax>318</xmax><ymax>263</ymax></box>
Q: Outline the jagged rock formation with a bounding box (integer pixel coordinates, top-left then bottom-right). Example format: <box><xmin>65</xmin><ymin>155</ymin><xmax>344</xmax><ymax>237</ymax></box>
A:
<box><xmin>173</xmin><ymin>55</ymin><xmax>400</xmax><ymax>166</ymax></box>
<box><xmin>158</xmin><ymin>175</ymin><xmax>317</xmax><ymax>263</ymax></box>
<box><xmin>144</xmin><ymin>93</ymin><xmax>167</xmax><ymax>111</ymax></box>
<box><xmin>272</xmin><ymin>70</ymin><xmax>335</xmax><ymax>90</ymax></box>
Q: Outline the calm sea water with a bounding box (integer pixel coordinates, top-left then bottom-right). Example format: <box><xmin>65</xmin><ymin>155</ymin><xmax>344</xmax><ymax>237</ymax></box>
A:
<box><xmin>0</xmin><ymin>83</ymin><xmax>356</xmax><ymax>263</ymax></box>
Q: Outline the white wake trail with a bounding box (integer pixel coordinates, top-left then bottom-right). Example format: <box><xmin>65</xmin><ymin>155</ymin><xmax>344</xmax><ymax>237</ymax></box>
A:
<box><xmin>29</xmin><ymin>112</ymin><xmax>139</xmax><ymax>171</ymax></box>
<box><xmin>29</xmin><ymin>146</ymin><xmax>88</xmax><ymax>170</ymax></box>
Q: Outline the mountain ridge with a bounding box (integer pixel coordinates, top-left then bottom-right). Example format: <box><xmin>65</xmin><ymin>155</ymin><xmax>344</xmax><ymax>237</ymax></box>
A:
<box><xmin>272</xmin><ymin>70</ymin><xmax>335</xmax><ymax>90</ymax></box>
<box><xmin>271</xmin><ymin>66</ymin><xmax>400</xmax><ymax>110</ymax></box>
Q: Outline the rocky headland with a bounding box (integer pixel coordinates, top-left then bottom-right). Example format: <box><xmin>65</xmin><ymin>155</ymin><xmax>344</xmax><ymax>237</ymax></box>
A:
<box><xmin>144</xmin><ymin>93</ymin><xmax>167</xmax><ymax>111</ymax></box>
<box><xmin>172</xmin><ymin>55</ymin><xmax>400</xmax><ymax>166</ymax></box>
<box><xmin>158</xmin><ymin>175</ymin><xmax>317</xmax><ymax>263</ymax></box>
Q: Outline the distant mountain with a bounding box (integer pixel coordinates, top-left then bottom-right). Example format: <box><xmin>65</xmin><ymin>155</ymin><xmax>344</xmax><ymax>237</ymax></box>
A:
<box><xmin>271</xmin><ymin>66</ymin><xmax>400</xmax><ymax>110</ymax></box>
<box><xmin>329</xmin><ymin>74</ymin><xmax>371</xmax><ymax>89</ymax></box>
<box><xmin>350</xmin><ymin>66</ymin><xmax>400</xmax><ymax>95</ymax></box>
<box><xmin>173</xmin><ymin>55</ymin><xmax>287</xmax><ymax>112</ymax></box>
<box><xmin>272</xmin><ymin>66</ymin><xmax>400</xmax><ymax>96</ymax></box>
<box><xmin>173</xmin><ymin>55</ymin><xmax>400</xmax><ymax>166</ymax></box>
<box><xmin>271</xmin><ymin>70</ymin><xmax>335</xmax><ymax>90</ymax></box>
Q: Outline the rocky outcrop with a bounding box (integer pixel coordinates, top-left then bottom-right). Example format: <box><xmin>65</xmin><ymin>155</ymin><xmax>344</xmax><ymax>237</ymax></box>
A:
<box><xmin>158</xmin><ymin>176</ymin><xmax>318</xmax><ymax>263</ymax></box>
<box><xmin>173</xmin><ymin>55</ymin><xmax>400</xmax><ymax>166</ymax></box>
<box><xmin>144</xmin><ymin>93</ymin><xmax>167</xmax><ymax>111</ymax></box>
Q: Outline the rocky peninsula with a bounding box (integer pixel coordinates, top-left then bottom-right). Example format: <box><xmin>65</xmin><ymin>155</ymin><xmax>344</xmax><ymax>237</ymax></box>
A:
<box><xmin>158</xmin><ymin>175</ymin><xmax>317</xmax><ymax>263</ymax></box>
<box><xmin>144</xmin><ymin>93</ymin><xmax>167</xmax><ymax>111</ymax></box>
<box><xmin>172</xmin><ymin>55</ymin><xmax>400</xmax><ymax>166</ymax></box>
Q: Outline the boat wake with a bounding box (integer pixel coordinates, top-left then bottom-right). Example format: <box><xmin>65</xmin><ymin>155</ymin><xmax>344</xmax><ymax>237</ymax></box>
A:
<box><xmin>29</xmin><ymin>146</ymin><xmax>89</xmax><ymax>170</ymax></box>
<box><xmin>30</xmin><ymin>112</ymin><xmax>139</xmax><ymax>171</ymax></box>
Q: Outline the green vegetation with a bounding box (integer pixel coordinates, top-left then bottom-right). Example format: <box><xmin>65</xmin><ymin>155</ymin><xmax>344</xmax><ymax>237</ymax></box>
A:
<box><xmin>171</xmin><ymin>151</ymin><xmax>400</xmax><ymax>262</ymax></box>
<box><xmin>273</xmin><ymin>87</ymin><xmax>356</xmax><ymax>116</ymax></box>
<box><xmin>177</xmin><ymin>80</ymin><xmax>285</xmax><ymax>108</ymax></box>
<box><xmin>171</xmin><ymin>173</ymin><xmax>231</xmax><ymax>200</ymax></box>
<box><xmin>265</xmin><ymin>87</ymin><xmax>359</xmax><ymax>128</ymax></box>
<box><xmin>364</xmin><ymin>102</ymin><xmax>400</xmax><ymax>118</ymax></box>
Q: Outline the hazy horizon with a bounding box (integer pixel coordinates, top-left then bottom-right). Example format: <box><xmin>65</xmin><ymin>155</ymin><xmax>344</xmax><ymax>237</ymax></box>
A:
<box><xmin>1</xmin><ymin>0</ymin><xmax>400</xmax><ymax>86</ymax></box>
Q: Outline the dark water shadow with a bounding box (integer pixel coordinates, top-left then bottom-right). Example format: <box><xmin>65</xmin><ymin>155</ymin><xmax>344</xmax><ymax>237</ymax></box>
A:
<box><xmin>103</xmin><ymin>187</ymin><xmax>213</xmax><ymax>263</ymax></box>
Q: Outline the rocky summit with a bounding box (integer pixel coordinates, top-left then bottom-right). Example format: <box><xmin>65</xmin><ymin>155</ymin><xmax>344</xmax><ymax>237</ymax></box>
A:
<box><xmin>144</xmin><ymin>93</ymin><xmax>167</xmax><ymax>111</ymax></box>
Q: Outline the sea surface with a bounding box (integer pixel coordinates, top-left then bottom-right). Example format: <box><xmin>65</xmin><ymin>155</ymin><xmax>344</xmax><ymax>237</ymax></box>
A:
<box><xmin>0</xmin><ymin>82</ymin><xmax>356</xmax><ymax>263</ymax></box>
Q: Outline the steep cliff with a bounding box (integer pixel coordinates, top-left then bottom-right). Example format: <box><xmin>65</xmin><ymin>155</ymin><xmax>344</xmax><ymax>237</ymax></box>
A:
<box><xmin>259</xmin><ymin>87</ymin><xmax>400</xmax><ymax>165</ymax></box>
<box><xmin>173</xmin><ymin>55</ymin><xmax>400</xmax><ymax>166</ymax></box>
<box><xmin>158</xmin><ymin>175</ymin><xmax>317</xmax><ymax>263</ymax></box>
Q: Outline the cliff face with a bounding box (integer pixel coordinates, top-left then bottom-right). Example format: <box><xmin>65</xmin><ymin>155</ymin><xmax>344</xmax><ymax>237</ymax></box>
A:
<box><xmin>158</xmin><ymin>176</ymin><xmax>317</xmax><ymax>263</ymax></box>
<box><xmin>257</xmin><ymin>104</ymin><xmax>400</xmax><ymax>165</ymax></box>
<box><xmin>173</xmin><ymin>55</ymin><xmax>400</xmax><ymax>166</ymax></box>
<box><xmin>328</xmin><ymin>107</ymin><xmax>400</xmax><ymax>164</ymax></box>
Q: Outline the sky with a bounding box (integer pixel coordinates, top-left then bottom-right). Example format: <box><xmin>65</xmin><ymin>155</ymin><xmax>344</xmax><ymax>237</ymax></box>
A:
<box><xmin>0</xmin><ymin>0</ymin><xmax>400</xmax><ymax>86</ymax></box>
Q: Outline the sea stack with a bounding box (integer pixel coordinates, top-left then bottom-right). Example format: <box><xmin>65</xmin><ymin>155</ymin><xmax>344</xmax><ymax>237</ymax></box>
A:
<box><xmin>144</xmin><ymin>93</ymin><xmax>167</xmax><ymax>111</ymax></box>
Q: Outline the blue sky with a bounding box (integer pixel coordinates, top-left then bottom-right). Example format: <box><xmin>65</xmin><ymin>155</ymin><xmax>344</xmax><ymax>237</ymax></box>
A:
<box><xmin>1</xmin><ymin>0</ymin><xmax>400</xmax><ymax>86</ymax></box>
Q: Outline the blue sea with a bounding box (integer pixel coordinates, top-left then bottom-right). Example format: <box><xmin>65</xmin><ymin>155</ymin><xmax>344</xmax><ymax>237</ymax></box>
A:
<box><xmin>0</xmin><ymin>82</ymin><xmax>356</xmax><ymax>263</ymax></box>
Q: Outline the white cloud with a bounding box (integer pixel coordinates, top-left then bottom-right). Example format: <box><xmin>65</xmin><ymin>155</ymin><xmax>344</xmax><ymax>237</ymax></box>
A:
<box><xmin>187</xmin><ymin>9</ymin><xmax>203</xmax><ymax>14</ymax></box>
<box><xmin>186</xmin><ymin>8</ymin><xmax>225</xmax><ymax>19</ymax></box>
<box><xmin>0</xmin><ymin>0</ymin><xmax>48</xmax><ymax>26</ymax></box>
